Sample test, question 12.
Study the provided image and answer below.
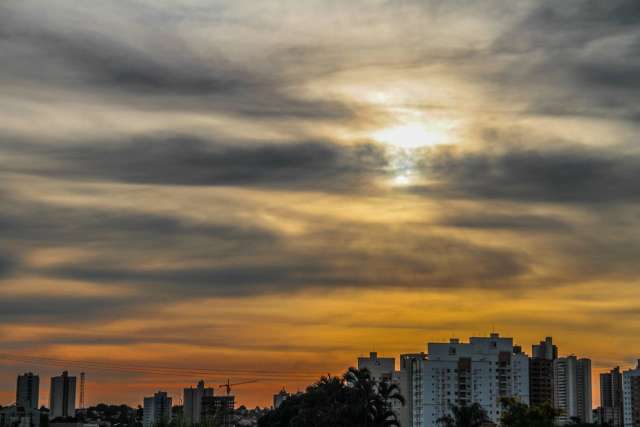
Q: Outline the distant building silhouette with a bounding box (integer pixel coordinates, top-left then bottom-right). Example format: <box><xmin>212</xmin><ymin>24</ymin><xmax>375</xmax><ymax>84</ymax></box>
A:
<box><xmin>50</xmin><ymin>371</ymin><xmax>76</xmax><ymax>419</ymax></box>
<box><xmin>623</xmin><ymin>360</ymin><xmax>640</xmax><ymax>427</ymax></box>
<box><xmin>17</xmin><ymin>373</ymin><xmax>39</xmax><ymax>411</ymax></box>
<box><xmin>272</xmin><ymin>388</ymin><xmax>290</xmax><ymax>409</ymax></box>
<box><xmin>183</xmin><ymin>380</ymin><xmax>213</xmax><ymax>424</ymax></box>
<box><xmin>201</xmin><ymin>395</ymin><xmax>234</xmax><ymax>427</ymax></box>
<box><xmin>143</xmin><ymin>391</ymin><xmax>172</xmax><ymax>427</ymax></box>
<box><xmin>601</xmin><ymin>366</ymin><xmax>623</xmax><ymax>427</ymax></box>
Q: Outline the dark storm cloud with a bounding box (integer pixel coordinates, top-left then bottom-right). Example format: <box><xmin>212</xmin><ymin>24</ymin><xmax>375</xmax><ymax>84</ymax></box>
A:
<box><xmin>415</xmin><ymin>142</ymin><xmax>640</xmax><ymax>203</ymax></box>
<box><xmin>1</xmin><ymin>135</ymin><xmax>390</xmax><ymax>191</ymax></box>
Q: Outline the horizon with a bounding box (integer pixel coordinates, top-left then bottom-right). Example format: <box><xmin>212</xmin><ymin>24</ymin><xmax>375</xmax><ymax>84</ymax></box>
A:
<box><xmin>1</xmin><ymin>332</ymin><xmax>636</xmax><ymax>408</ymax></box>
<box><xmin>2</xmin><ymin>0</ymin><xmax>640</xmax><ymax>421</ymax></box>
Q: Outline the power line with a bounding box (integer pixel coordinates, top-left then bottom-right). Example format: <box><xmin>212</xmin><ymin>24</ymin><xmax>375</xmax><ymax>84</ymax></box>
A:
<box><xmin>0</xmin><ymin>353</ymin><xmax>329</xmax><ymax>382</ymax></box>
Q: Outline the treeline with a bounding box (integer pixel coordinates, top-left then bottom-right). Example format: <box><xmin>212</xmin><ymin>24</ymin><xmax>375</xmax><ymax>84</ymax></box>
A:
<box><xmin>258</xmin><ymin>368</ymin><xmax>608</xmax><ymax>427</ymax></box>
<box><xmin>258</xmin><ymin>367</ymin><xmax>404</xmax><ymax>427</ymax></box>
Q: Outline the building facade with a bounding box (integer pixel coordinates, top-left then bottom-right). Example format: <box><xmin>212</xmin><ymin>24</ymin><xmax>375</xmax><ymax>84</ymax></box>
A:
<box><xmin>183</xmin><ymin>380</ymin><xmax>214</xmax><ymax>424</ymax></box>
<box><xmin>50</xmin><ymin>371</ymin><xmax>76</xmax><ymax>419</ymax></box>
<box><xmin>143</xmin><ymin>391</ymin><xmax>172</xmax><ymax>427</ymax></box>
<box><xmin>554</xmin><ymin>356</ymin><xmax>592</xmax><ymax>424</ymax></box>
<box><xmin>623</xmin><ymin>361</ymin><xmax>640</xmax><ymax>427</ymax></box>
<box><xmin>601</xmin><ymin>366</ymin><xmax>624</xmax><ymax>427</ymax></box>
<box><xmin>401</xmin><ymin>333</ymin><xmax>529</xmax><ymax>427</ymax></box>
<box><xmin>201</xmin><ymin>396</ymin><xmax>234</xmax><ymax>427</ymax></box>
<box><xmin>533</xmin><ymin>337</ymin><xmax>558</xmax><ymax>360</ymax></box>
<box><xmin>16</xmin><ymin>373</ymin><xmax>39</xmax><ymax>411</ymax></box>
<box><xmin>358</xmin><ymin>352</ymin><xmax>395</xmax><ymax>382</ymax></box>
<box><xmin>529</xmin><ymin>337</ymin><xmax>556</xmax><ymax>407</ymax></box>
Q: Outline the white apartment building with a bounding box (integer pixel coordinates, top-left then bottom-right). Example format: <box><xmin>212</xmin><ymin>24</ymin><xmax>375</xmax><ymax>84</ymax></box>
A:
<box><xmin>623</xmin><ymin>360</ymin><xmax>640</xmax><ymax>427</ymax></box>
<box><xmin>554</xmin><ymin>356</ymin><xmax>592</xmax><ymax>424</ymax></box>
<box><xmin>357</xmin><ymin>352</ymin><xmax>404</xmax><ymax>421</ymax></box>
<box><xmin>358</xmin><ymin>352</ymin><xmax>395</xmax><ymax>382</ymax></box>
<box><xmin>400</xmin><ymin>333</ymin><xmax>529</xmax><ymax>427</ymax></box>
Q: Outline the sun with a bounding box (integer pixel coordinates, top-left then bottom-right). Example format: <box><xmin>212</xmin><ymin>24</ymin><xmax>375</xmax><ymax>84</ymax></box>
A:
<box><xmin>371</xmin><ymin>120</ymin><xmax>456</xmax><ymax>149</ymax></box>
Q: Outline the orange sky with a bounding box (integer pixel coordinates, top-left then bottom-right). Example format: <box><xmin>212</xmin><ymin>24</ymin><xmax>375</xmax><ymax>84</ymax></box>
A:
<box><xmin>2</xmin><ymin>0</ymin><xmax>640</xmax><ymax>412</ymax></box>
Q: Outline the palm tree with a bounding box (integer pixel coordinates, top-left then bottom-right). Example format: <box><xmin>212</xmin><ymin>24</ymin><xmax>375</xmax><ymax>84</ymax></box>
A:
<box><xmin>437</xmin><ymin>403</ymin><xmax>489</xmax><ymax>427</ymax></box>
<box><xmin>372</xmin><ymin>379</ymin><xmax>406</xmax><ymax>427</ymax></box>
<box><xmin>344</xmin><ymin>367</ymin><xmax>378</xmax><ymax>426</ymax></box>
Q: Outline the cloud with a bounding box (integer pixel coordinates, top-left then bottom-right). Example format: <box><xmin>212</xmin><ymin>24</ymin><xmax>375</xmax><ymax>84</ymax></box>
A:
<box><xmin>415</xmin><ymin>141</ymin><xmax>640</xmax><ymax>203</ymax></box>
<box><xmin>0</xmin><ymin>252</ymin><xmax>18</xmax><ymax>279</ymax></box>
<box><xmin>1</xmin><ymin>135</ymin><xmax>390</xmax><ymax>192</ymax></box>
<box><xmin>0</xmin><ymin>2</ymin><xmax>357</xmax><ymax>122</ymax></box>
<box><xmin>439</xmin><ymin>213</ymin><xmax>571</xmax><ymax>231</ymax></box>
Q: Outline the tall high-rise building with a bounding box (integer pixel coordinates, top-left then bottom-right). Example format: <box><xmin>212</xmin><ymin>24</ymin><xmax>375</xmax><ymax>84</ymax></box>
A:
<box><xmin>623</xmin><ymin>360</ymin><xmax>640</xmax><ymax>427</ymax></box>
<box><xmin>529</xmin><ymin>337</ymin><xmax>556</xmax><ymax>407</ymax></box>
<box><xmin>533</xmin><ymin>337</ymin><xmax>558</xmax><ymax>360</ymax></box>
<box><xmin>400</xmin><ymin>333</ymin><xmax>529</xmax><ymax>427</ymax></box>
<box><xmin>50</xmin><ymin>371</ymin><xmax>76</xmax><ymax>419</ymax></box>
<box><xmin>554</xmin><ymin>356</ymin><xmax>592</xmax><ymax>424</ymax></box>
<box><xmin>601</xmin><ymin>366</ymin><xmax>623</xmax><ymax>427</ymax></box>
<box><xmin>183</xmin><ymin>380</ymin><xmax>214</xmax><ymax>424</ymax></box>
<box><xmin>143</xmin><ymin>391</ymin><xmax>172</xmax><ymax>427</ymax></box>
<box><xmin>16</xmin><ymin>373</ymin><xmax>39</xmax><ymax>410</ymax></box>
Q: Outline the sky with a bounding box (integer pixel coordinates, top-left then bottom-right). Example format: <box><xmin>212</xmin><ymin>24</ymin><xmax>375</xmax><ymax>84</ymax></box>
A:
<box><xmin>1</xmin><ymin>0</ymin><xmax>640</xmax><ymax>409</ymax></box>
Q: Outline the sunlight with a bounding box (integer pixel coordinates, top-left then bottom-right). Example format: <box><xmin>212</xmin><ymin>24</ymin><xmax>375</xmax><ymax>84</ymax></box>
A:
<box><xmin>371</xmin><ymin>120</ymin><xmax>456</xmax><ymax>149</ymax></box>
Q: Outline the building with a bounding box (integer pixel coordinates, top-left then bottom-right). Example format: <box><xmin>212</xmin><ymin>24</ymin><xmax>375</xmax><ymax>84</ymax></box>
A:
<box><xmin>399</xmin><ymin>353</ymin><xmax>427</xmax><ymax>427</ymax></box>
<box><xmin>529</xmin><ymin>337</ymin><xmax>556</xmax><ymax>408</ymax></box>
<box><xmin>358</xmin><ymin>352</ymin><xmax>395</xmax><ymax>382</ymax></box>
<box><xmin>554</xmin><ymin>356</ymin><xmax>592</xmax><ymax>424</ymax></box>
<box><xmin>623</xmin><ymin>360</ymin><xmax>640</xmax><ymax>427</ymax></box>
<box><xmin>50</xmin><ymin>371</ymin><xmax>76</xmax><ymax>419</ymax></box>
<box><xmin>533</xmin><ymin>337</ymin><xmax>558</xmax><ymax>360</ymax></box>
<box><xmin>273</xmin><ymin>388</ymin><xmax>290</xmax><ymax>409</ymax></box>
<box><xmin>143</xmin><ymin>391</ymin><xmax>172</xmax><ymax>427</ymax></box>
<box><xmin>201</xmin><ymin>396</ymin><xmax>234</xmax><ymax>427</ymax></box>
<box><xmin>16</xmin><ymin>373</ymin><xmax>39</xmax><ymax>411</ymax></box>
<box><xmin>401</xmin><ymin>333</ymin><xmax>529</xmax><ymax>427</ymax></box>
<box><xmin>601</xmin><ymin>366</ymin><xmax>624</xmax><ymax>427</ymax></box>
<box><xmin>358</xmin><ymin>351</ymin><xmax>405</xmax><ymax>422</ymax></box>
<box><xmin>183</xmin><ymin>380</ymin><xmax>214</xmax><ymax>424</ymax></box>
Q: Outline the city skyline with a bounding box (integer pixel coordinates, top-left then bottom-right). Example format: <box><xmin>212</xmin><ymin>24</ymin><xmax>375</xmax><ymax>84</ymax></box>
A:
<box><xmin>2</xmin><ymin>0</ymin><xmax>640</xmax><ymax>416</ymax></box>
<box><xmin>1</xmin><ymin>333</ymin><xmax>638</xmax><ymax>409</ymax></box>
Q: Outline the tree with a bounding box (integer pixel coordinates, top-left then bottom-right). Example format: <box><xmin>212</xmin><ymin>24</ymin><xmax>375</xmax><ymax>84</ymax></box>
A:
<box><xmin>258</xmin><ymin>368</ymin><xmax>405</xmax><ymax>427</ymax></box>
<box><xmin>437</xmin><ymin>403</ymin><xmax>488</xmax><ymax>427</ymax></box>
<box><xmin>499</xmin><ymin>398</ymin><xmax>561</xmax><ymax>427</ymax></box>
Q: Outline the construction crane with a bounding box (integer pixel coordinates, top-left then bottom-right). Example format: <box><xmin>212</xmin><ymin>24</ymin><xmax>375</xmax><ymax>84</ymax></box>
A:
<box><xmin>218</xmin><ymin>379</ymin><xmax>258</xmax><ymax>396</ymax></box>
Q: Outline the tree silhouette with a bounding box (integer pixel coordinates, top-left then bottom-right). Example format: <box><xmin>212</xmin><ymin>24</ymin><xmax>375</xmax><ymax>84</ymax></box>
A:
<box><xmin>258</xmin><ymin>367</ymin><xmax>405</xmax><ymax>427</ymax></box>
<box><xmin>437</xmin><ymin>403</ymin><xmax>488</xmax><ymax>427</ymax></box>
